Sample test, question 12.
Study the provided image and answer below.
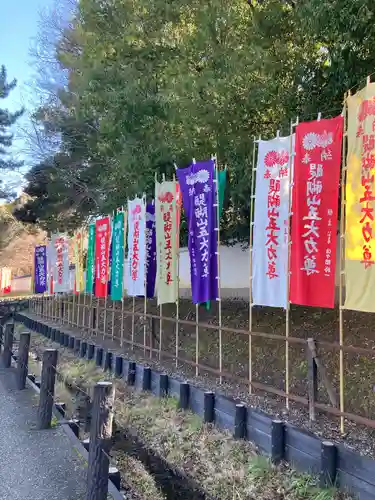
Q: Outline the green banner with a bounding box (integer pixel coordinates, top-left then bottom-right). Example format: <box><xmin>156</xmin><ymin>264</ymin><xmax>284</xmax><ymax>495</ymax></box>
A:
<box><xmin>218</xmin><ymin>169</ymin><xmax>226</xmax><ymax>218</ymax></box>
<box><xmin>85</xmin><ymin>224</ymin><xmax>95</xmax><ymax>293</ymax></box>
<box><xmin>111</xmin><ymin>211</ymin><xmax>125</xmax><ymax>300</ymax></box>
<box><xmin>202</xmin><ymin>168</ymin><xmax>226</xmax><ymax>310</ymax></box>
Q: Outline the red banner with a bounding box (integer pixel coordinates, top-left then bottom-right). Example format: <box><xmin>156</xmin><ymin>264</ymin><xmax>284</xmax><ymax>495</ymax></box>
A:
<box><xmin>290</xmin><ymin>116</ymin><xmax>343</xmax><ymax>308</ymax></box>
<box><xmin>95</xmin><ymin>217</ymin><xmax>111</xmax><ymax>297</ymax></box>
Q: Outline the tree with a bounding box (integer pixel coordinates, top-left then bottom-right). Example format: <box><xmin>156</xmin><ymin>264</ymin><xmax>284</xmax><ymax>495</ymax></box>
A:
<box><xmin>17</xmin><ymin>0</ymin><xmax>375</xmax><ymax>237</ymax></box>
<box><xmin>0</xmin><ymin>65</ymin><xmax>23</xmax><ymax>172</ymax></box>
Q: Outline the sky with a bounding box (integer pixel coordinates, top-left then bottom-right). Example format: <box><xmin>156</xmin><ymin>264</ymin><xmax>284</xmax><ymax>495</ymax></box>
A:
<box><xmin>1</xmin><ymin>0</ymin><xmax>55</xmax><ymax>113</ymax></box>
<box><xmin>0</xmin><ymin>0</ymin><xmax>56</xmax><ymax>190</ymax></box>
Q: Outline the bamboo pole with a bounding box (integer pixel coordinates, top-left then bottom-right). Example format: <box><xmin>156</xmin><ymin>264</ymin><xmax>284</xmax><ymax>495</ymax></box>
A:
<box><xmin>67</xmin><ymin>292</ymin><xmax>71</xmax><ymax>325</ymax></box>
<box><xmin>89</xmin><ymin>293</ymin><xmax>93</xmax><ymax>335</ymax></box>
<box><xmin>111</xmin><ymin>210</ymin><xmax>119</xmax><ymax>341</ymax></box>
<box><xmin>285</xmin><ymin>117</ymin><xmax>298</xmax><ymax>410</ymax></box>
<box><xmin>103</xmin><ymin>289</ymin><xmax>108</xmax><ymax>338</ymax></box>
<box><xmin>143</xmin><ymin>194</ymin><xmax>147</xmax><ymax>357</ymax></box>
<box><xmin>129</xmin><ymin>196</ymin><xmax>135</xmax><ymax>351</ymax></box>
<box><xmin>82</xmin><ymin>292</ymin><xmax>86</xmax><ymax>330</ymax></box>
<box><xmin>96</xmin><ymin>296</ymin><xmax>100</xmax><ymax>336</ymax></box>
<box><xmin>149</xmin><ymin>199</ymin><xmax>155</xmax><ymax>359</ymax></box>
<box><xmin>131</xmin><ymin>296</ymin><xmax>135</xmax><ymax>350</ymax></box>
<box><xmin>175</xmin><ymin>171</ymin><xmax>180</xmax><ymax>368</ymax></box>
<box><xmin>72</xmin><ymin>290</ymin><xmax>76</xmax><ymax>326</ymax></box>
<box><xmin>158</xmin><ymin>176</ymin><xmax>166</xmax><ymax>361</ymax></box>
<box><xmin>248</xmin><ymin>135</ymin><xmax>258</xmax><ymax>394</ymax></box>
<box><xmin>76</xmin><ymin>291</ymin><xmax>80</xmax><ymax>327</ymax></box>
<box><xmin>120</xmin><ymin>206</ymin><xmax>125</xmax><ymax>347</ymax></box>
<box><xmin>120</xmin><ymin>296</ymin><xmax>125</xmax><ymax>347</ymax></box>
<box><xmin>214</xmin><ymin>155</ymin><xmax>223</xmax><ymax>384</ymax></box>
<box><xmin>339</xmin><ymin>91</ymin><xmax>349</xmax><ymax>434</ymax></box>
<box><xmin>103</xmin><ymin>214</ymin><xmax>112</xmax><ymax>339</ymax></box>
<box><xmin>190</xmin><ymin>158</ymin><xmax>200</xmax><ymax>377</ymax></box>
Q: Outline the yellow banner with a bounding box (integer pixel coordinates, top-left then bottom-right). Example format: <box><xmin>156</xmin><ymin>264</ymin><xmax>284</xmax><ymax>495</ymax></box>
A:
<box><xmin>73</xmin><ymin>230</ymin><xmax>85</xmax><ymax>292</ymax></box>
<box><xmin>345</xmin><ymin>83</ymin><xmax>375</xmax><ymax>311</ymax></box>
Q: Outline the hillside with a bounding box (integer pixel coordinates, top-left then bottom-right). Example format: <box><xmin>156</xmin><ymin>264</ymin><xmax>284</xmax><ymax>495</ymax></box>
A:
<box><xmin>0</xmin><ymin>202</ymin><xmax>47</xmax><ymax>276</ymax></box>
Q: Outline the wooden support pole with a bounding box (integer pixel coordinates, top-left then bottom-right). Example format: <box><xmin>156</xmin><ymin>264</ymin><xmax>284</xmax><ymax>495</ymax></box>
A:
<box><xmin>17</xmin><ymin>332</ymin><xmax>30</xmax><ymax>390</ymax></box>
<box><xmin>86</xmin><ymin>381</ymin><xmax>115</xmax><ymax>500</ymax></box>
<box><xmin>37</xmin><ymin>349</ymin><xmax>58</xmax><ymax>429</ymax></box>
<box><xmin>2</xmin><ymin>323</ymin><xmax>14</xmax><ymax>368</ymax></box>
<box><xmin>307</xmin><ymin>338</ymin><xmax>318</xmax><ymax>422</ymax></box>
<box><xmin>307</xmin><ymin>338</ymin><xmax>337</xmax><ymax>408</ymax></box>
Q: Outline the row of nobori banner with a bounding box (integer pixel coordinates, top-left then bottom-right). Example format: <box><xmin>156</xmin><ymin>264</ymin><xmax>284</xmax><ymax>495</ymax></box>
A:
<box><xmin>33</xmin><ymin>83</ymin><xmax>375</xmax><ymax>313</ymax></box>
<box><xmin>34</xmin><ymin>159</ymin><xmax>226</xmax><ymax>305</ymax></box>
<box><xmin>254</xmin><ymin>82</ymin><xmax>375</xmax><ymax>313</ymax></box>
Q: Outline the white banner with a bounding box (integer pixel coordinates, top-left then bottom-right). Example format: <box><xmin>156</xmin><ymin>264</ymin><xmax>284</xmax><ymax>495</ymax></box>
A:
<box><xmin>252</xmin><ymin>136</ymin><xmax>293</xmax><ymax>308</ymax></box>
<box><xmin>127</xmin><ymin>197</ymin><xmax>146</xmax><ymax>296</ymax></box>
<box><xmin>47</xmin><ymin>241</ymin><xmax>55</xmax><ymax>294</ymax></box>
<box><xmin>51</xmin><ymin>234</ymin><xmax>70</xmax><ymax>293</ymax></box>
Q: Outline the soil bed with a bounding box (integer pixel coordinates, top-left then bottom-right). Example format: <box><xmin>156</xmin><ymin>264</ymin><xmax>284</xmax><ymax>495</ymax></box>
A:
<box><xmin>38</xmin><ymin>295</ymin><xmax>375</xmax><ymax>459</ymax></box>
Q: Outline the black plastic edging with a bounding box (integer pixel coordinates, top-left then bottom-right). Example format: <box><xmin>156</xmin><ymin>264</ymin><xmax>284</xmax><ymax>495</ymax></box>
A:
<box><xmin>17</xmin><ymin>313</ymin><xmax>375</xmax><ymax>500</ymax></box>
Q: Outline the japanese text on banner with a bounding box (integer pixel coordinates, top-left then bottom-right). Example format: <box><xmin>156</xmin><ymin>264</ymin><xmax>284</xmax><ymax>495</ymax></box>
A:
<box><xmin>111</xmin><ymin>212</ymin><xmax>125</xmax><ymax>301</ymax></box>
<box><xmin>73</xmin><ymin>231</ymin><xmax>85</xmax><ymax>293</ymax></box>
<box><xmin>155</xmin><ymin>182</ymin><xmax>179</xmax><ymax>304</ymax></box>
<box><xmin>127</xmin><ymin>198</ymin><xmax>146</xmax><ymax>297</ymax></box>
<box><xmin>85</xmin><ymin>224</ymin><xmax>95</xmax><ymax>294</ymax></box>
<box><xmin>252</xmin><ymin>136</ymin><xmax>293</xmax><ymax>308</ymax></box>
<box><xmin>51</xmin><ymin>234</ymin><xmax>70</xmax><ymax>293</ymax></box>
<box><xmin>34</xmin><ymin>245</ymin><xmax>47</xmax><ymax>294</ymax></box>
<box><xmin>146</xmin><ymin>203</ymin><xmax>157</xmax><ymax>299</ymax></box>
<box><xmin>345</xmin><ymin>84</ymin><xmax>375</xmax><ymax>312</ymax></box>
<box><xmin>176</xmin><ymin>160</ymin><xmax>218</xmax><ymax>304</ymax></box>
<box><xmin>290</xmin><ymin>116</ymin><xmax>343</xmax><ymax>308</ymax></box>
<box><xmin>95</xmin><ymin>217</ymin><xmax>111</xmax><ymax>297</ymax></box>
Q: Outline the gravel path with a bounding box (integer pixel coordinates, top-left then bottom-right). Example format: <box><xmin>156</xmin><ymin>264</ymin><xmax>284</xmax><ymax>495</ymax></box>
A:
<box><xmin>0</xmin><ymin>364</ymin><xmax>87</xmax><ymax>500</ymax></box>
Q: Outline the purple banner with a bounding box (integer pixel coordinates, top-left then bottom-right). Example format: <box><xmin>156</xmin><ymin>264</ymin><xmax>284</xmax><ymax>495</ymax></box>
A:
<box><xmin>177</xmin><ymin>160</ymin><xmax>218</xmax><ymax>303</ymax></box>
<box><xmin>146</xmin><ymin>202</ymin><xmax>157</xmax><ymax>298</ymax></box>
<box><xmin>34</xmin><ymin>245</ymin><xmax>47</xmax><ymax>294</ymax></box>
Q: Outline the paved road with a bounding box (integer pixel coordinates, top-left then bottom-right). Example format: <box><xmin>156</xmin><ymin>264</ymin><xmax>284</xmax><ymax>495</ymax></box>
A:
<box><xmin>0</xmin><ymin>365</ymin><xmax>87</xmax><ymax>500</ymax></box>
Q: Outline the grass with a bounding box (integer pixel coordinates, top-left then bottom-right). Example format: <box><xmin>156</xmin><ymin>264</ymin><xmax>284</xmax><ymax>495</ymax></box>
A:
<box><xmin>22</xmin><ymin>326</ymin><xmax>352</xmax><ymax>500</ymax></box>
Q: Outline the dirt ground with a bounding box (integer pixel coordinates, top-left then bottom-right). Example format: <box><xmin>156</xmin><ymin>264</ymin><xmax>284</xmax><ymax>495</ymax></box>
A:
<box><xmin>36</xmin><ymin>295</ymin><xmax>375</xmax><ymax>458</ymax></box>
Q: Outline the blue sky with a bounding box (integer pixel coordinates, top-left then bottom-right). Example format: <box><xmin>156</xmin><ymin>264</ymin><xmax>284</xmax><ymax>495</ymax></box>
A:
<box><xmin>1</xmin><ymin>0</ymin><xmax>55</xmax><ymax>173</ymax></box>
<box><xmin>1</xmin><ymin>0</ymin><xmax>54</xmax><ymax>113</ymax></box>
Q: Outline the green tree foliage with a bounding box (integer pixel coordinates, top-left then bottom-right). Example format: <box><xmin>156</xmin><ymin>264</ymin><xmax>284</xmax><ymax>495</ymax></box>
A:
<box><xmin>16</xmin><ymin>0</ymin><xmax>375</xmax><ymax>237</ymax></box>
<box><xmin>0</xmin><ymin>65</ymin><xmax>23</xmax><ymax>199</ymax></box>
